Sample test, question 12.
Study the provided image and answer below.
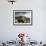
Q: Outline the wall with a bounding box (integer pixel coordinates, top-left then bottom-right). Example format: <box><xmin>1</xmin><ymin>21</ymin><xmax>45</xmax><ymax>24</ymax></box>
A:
<box><xmin>0</xmin><ymin>0</ymin><xmax>46</xmax><ymax>42</ymax></box>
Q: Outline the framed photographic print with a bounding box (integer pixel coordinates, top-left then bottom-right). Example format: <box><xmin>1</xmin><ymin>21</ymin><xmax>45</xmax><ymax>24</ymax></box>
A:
<box><xmin>13</xmin><ymin>10</ymin><xmax>32</xmax><ymax>25</ymax></box>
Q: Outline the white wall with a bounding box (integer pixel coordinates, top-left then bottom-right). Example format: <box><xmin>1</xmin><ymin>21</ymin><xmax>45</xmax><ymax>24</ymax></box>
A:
<box><xmin>0</xmin><ymin>0</ymin><xmax>46</xmax><ymax>42</ymax></box>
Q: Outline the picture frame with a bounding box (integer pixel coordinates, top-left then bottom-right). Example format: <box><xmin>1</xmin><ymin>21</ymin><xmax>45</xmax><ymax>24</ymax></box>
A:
<box><xmin>13</xmin><ymin>10</ymin><xmax>33</xmax><ymax>25</ymax></box>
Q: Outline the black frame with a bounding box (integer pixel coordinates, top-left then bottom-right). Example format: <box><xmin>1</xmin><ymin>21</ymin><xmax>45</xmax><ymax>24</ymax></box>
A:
<box><xmin>13</xmin><ymin>10</ymin><xmax>33</xmax><ymax>26</ymax></box>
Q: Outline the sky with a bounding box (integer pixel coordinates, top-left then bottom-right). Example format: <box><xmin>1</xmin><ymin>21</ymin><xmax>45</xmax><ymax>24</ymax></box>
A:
<box><xmin>15</xmin><ymin>12</ymin><xmax>31</xmax><ymax>18</ymax></box>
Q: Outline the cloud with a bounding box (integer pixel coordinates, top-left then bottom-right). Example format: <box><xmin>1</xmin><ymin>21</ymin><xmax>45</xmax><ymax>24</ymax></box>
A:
<box><xmin>15</xmin><ymin>12</ymin><xmax>29</xmax><ymax>17</ymax></box>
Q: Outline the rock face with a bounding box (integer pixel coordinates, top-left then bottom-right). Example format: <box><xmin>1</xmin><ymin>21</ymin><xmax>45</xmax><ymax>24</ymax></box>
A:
<box><xmin>15</xmin><ymin>16</ymin><xmax>30</xmax><ymax>23</ymax></box>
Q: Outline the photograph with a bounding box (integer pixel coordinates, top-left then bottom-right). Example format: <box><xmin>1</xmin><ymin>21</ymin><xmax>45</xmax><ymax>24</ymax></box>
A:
<box><xmin>13</xmin><ymin>10</ymin><xmax>32</xmax><ymax>25</ymax></box>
